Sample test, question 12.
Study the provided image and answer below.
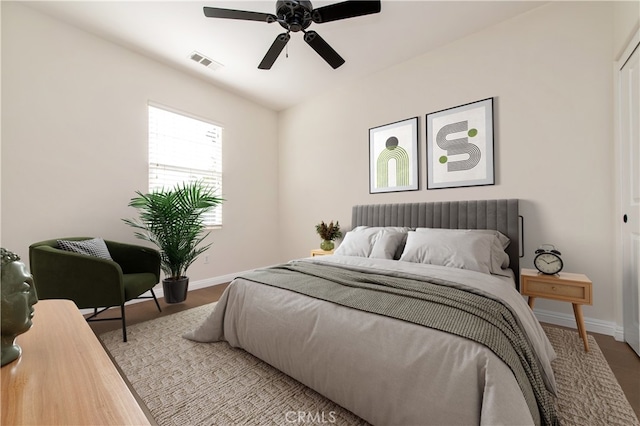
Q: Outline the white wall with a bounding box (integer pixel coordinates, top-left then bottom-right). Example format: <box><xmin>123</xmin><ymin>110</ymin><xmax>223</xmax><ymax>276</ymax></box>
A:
<box><xmin>3</xmin><ymin>1</ymin><xmax>636</xmax><ymax>335</ymax></box>
<box><xmin>1</xmin><ymin>2</ymin><xmax>281</xmax><ymax>283</ymax></box>
<box><xmin>613</xmin><ymin>1</ymin><xmax>640</xmax><ymax>60</ymax></box>
<box><xmin>278</xmin><ymin>2</ymin><xmax>619</xmax><ymax>330</ymax></box>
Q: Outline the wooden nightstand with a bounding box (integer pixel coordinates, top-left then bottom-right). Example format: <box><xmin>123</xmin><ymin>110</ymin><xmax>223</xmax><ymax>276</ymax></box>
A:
<box><xmin>521</xmin><ymin>268</ymin><xmax>593</xmax><ymax>351</ymax></box>
<box><xmin>311</xmin><ymin>249</ymin><xmax>334</xmax><ymax>257</ymax></box>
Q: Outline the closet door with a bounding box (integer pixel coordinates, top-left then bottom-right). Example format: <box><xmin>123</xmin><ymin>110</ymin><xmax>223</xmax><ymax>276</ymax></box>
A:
<box><xmin>619</xmin><ymin>34</ymin><xmax>640</xmax><ymax>356</ymax></box>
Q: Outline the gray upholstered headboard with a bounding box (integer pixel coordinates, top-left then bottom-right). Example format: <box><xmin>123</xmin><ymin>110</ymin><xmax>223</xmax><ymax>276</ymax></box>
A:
<box><xmin>351</xmin><ymin>199</ymin><xmax>520</xmax><ymax>288</ymax></box>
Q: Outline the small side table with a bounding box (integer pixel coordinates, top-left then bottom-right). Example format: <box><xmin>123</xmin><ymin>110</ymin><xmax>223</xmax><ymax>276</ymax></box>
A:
<box><xmin>311</xmin><ymin>249</ymin><xmax>334</xmax><ymax>257</ymax></box>
<box><xmin>520</xmin><ymin>268</ymin><xmax>593</xmax><ymax>352</ymax></box>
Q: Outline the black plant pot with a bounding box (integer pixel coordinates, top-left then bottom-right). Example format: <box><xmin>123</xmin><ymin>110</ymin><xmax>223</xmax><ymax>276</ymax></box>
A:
<box><xmin>163</xmin><ymin>277</ymin><xmax>189</xmax><ymax>304</ymax></box>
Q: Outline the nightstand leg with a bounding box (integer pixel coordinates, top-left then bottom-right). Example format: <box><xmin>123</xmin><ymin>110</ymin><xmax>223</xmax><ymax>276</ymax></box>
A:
<box><xmin>527</xmin><ymin>296</ymin><xmax>536</xmax><ymax>309</ymax></box>
<box><xmin>572</xmin><ymin>303</ymin><xmax>589</xmax><ymax>352</ymax></box>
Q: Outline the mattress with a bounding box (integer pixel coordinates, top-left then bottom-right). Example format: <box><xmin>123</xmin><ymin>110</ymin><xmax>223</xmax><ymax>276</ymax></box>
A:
<box><xmin>185</xmin><ymin>256</ymin><xmax>557</xmax><ymax>425</ymax></box>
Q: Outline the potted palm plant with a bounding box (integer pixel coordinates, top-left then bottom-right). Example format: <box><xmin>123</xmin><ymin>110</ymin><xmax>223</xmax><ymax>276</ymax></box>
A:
<box><xmin>123</xmin><ymin>181</ymin><xmax>223</xmax><ymax>303</ymax></box>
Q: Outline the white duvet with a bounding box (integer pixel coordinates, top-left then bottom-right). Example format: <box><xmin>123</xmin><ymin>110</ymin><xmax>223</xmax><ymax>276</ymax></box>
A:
<box><xmin>185</xmin><ymin>256</ymin><xmax>557</xmax><ymax>426</ymax></box>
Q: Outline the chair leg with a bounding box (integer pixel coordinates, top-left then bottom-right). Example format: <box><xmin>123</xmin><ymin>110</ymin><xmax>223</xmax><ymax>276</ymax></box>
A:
<box><xmin>121</xmin><ymin>304</ymin><xmax>127</xmax><ymax>342</ymax></box>
<box><xmin>150</xmin><ymin>288</ymin><xmax>162</xmax><ymax>312</ymax></box>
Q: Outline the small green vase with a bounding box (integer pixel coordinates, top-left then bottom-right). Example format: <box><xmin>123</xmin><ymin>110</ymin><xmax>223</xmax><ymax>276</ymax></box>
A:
<box><xmin>320</xmin><ymin>240</ymin><xmax>334</xmax><ymax>251</ymax></box>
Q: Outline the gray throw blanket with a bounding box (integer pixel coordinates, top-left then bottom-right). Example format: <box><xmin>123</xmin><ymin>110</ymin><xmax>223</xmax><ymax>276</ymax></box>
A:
<box><xmin>239</xmin><ymin>261</ymin><xmax>558</xmax><ymax>426</ymax></box>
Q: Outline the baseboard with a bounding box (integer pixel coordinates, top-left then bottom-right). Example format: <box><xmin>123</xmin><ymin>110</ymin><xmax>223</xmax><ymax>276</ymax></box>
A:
<box><xmin>79</xmin><ymin>271</ymin><xmax>248</xmax><ymax>316</ymax></box>
<box><xmin>174</xmin><ymin>272</ymin><xmax>240</xmax><ymax>293</ymax></box>
<box><xmin>79</xmin><ymin>273</ymin><xmax>626</xmax><ymax>343</ymax></box>
<box><xmin>532</xmin><ymin>308</ymin><xmax>624</xmax><ymax>341</ymax></box>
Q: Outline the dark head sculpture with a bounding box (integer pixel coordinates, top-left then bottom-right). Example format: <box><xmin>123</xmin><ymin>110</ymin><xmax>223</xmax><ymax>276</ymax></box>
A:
<box><xmin>1</xmin><ymin>248</ymin><xmax>38</xmax><ymax>366</ymax></box>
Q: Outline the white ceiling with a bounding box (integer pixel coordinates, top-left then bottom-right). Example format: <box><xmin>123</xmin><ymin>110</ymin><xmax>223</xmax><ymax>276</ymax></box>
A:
<box><xmin>25</xmin><ymin>1</ymin><xmax>545</xmax><ymax>111</ymax></box>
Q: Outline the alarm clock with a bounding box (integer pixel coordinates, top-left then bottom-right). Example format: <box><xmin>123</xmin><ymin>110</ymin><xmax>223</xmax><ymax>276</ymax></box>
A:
<box><xmin>533</xmin><ymin>244</ymin><xmax>563</xmax><ymax>275</ymax></box>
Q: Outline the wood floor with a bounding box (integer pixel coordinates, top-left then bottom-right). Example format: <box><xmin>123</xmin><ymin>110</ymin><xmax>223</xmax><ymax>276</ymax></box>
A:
<box><xmin>88</xmin><ymin>284</ymin><xmax>640</xmax><ymax>420</ymax></box>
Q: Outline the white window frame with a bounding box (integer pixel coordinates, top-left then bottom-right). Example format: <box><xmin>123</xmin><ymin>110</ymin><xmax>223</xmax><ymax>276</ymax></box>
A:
<box><xmin>148</xmin><ymin>103</ymin><xmax>223</xmax><ymax>228</ymax></box>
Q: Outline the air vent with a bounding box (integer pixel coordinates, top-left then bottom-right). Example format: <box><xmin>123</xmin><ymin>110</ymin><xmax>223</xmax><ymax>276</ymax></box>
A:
<box><xmin>189</xmin><ymin>51</ymin><xmax>223</xmax><ymax>71</ymax></box>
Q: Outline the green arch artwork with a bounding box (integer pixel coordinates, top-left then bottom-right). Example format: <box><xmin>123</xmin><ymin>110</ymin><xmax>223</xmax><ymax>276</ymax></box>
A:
<box><xmin>376</xmin><ymin>137</ymin><xmax>410</xmax><ymax>188</ymax></box>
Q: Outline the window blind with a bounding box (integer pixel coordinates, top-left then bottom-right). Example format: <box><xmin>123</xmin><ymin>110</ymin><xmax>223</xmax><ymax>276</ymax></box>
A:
<box><xmin>148</xmin><ymin>104</ymin><xmax>222</xmax><ymax>227</ymax></box>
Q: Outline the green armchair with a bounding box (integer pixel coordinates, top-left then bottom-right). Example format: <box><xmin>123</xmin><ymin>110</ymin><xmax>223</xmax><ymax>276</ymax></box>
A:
<box><xmin>29</xmin><ymin>237</ymin><xmax>162</xmax><ymax>342</ymax></box>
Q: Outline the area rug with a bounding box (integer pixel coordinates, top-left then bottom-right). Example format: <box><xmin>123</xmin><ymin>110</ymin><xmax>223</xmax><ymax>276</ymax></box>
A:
<box><xmin>100</xmin><ymin>303</ymin><xmax>639</xmax><ymax>426</ymax></box>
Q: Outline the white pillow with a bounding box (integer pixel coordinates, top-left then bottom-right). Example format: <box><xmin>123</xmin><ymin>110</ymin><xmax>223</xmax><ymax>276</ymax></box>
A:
<box><xmin>491</xmin><ymin>231</ymin><xmax>510</xmax><ymax>250</ymax></box>
<box><xmin>415</xmin><ymin>228</ymin><xmax>509</xmax><ymax>247</ymax></box>
<box><xmin>334</xmin><ymin>228</ymin><xmax>381</xmax><ymax>257</ymax></box>
<box><xmin>415</xmin><ymin>228</ymin><xmax>510</xmax><ymax>271</ymax></box>
<box><xmin>471</xmin><ymin>230</ymin><xmax>510</xmax><ymax>269</ymax></box>
<box><xmin>399</xmin><ymin>230</ymin><xmax>495</xmax><ymax>275</ymax></box>
<box><xmin>335</xmin><ymin>226</ymin><xmax>410</xmax><ymax>259</ymax></box>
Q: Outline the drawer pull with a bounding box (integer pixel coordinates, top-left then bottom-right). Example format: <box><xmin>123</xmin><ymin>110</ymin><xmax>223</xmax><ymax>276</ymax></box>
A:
<box><xmin>552</xmin><ymin>286</ymin><xmax>557</xmax><ymax>291</ymax></box>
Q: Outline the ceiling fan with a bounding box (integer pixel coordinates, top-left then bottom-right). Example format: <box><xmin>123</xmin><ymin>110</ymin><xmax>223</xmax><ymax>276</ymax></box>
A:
<box><xmin>203</xmin><ymin>0</ymin><xmax>381</xmax><ymax>70</ymax></box>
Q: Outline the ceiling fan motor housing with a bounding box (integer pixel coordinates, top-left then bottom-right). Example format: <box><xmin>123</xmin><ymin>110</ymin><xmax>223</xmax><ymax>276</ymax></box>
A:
<box><xmin>203</xmin><ymin>0</ymin><xmax>381</xmax><ymax>69</ymax></box>
<box><xmin>276</xmin><ymin>0</ymin><xmax>313</xmax><ymax>32</ymax></box>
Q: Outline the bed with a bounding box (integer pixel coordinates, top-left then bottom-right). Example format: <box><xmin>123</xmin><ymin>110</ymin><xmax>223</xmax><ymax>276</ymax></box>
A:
<box><xmin>185</xmin><ymin>199</ymin><xmax>558</xmax><ymax>425</ymax></box>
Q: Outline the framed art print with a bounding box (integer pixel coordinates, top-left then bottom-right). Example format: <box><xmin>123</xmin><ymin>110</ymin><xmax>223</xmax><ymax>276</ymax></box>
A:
<box><xmin>426</xmin><ymin>98</ymin><xmax>494</xmax><ymax>189</ymax></box>
<box><xmin>369</xmin><ymin>117</ymin><xmax>419</xmax><ymax>194</ymax></box>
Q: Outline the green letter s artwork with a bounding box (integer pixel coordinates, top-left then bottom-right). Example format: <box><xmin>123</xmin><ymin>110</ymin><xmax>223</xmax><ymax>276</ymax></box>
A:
<box><xmin>436</xmin><ymin>121</ymin><xmax>481</xmax><ymax>172</ymax></box>
<box><xmin>426</xmin><ymin>97</ymin><xmax>493</xmax><ymax>189</ymax></box>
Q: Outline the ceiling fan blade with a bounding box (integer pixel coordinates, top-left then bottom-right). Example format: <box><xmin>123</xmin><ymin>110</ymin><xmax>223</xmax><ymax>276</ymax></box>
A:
<box><xmin>311</xmin><ymin>1</ymin><xmax>381</xmax><ymax>24</ymax></box>
<box><xmin>203</xmin><ymin>7</ymin><xmax>277</xmax><ymax>23</ymax></box>
<box><xmin>303</xmin><ymin>31</ymin><xmax>345</xmax><ymax>69</ymax></box>
<box><xmin>258</xmin><ymin>33</ymin><xmax>291</xmax><ymax>70</ymax></box>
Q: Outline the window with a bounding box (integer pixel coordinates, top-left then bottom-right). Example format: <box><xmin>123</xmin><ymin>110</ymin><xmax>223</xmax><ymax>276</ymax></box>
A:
<box><xmin>148</xmin><ymin>104</ymin><xmax>222</xmax><ymax>227</ymax></box>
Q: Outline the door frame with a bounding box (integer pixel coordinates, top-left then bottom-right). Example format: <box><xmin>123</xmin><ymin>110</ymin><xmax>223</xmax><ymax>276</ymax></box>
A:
<box><xmin>614</xmin><ymin>28</ymin><xmax>640</xmax><ymax>342</ymax></box>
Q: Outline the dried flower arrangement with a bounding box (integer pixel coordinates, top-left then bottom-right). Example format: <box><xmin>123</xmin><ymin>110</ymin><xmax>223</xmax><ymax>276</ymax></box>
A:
<box><xmin>315</xmin><ymin>221</ymin><xmax>342</xmax><ymax>241</ymax></box>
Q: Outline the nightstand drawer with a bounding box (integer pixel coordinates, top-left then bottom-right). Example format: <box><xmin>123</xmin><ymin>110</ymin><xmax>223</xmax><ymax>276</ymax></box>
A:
<box><xmin>520</xmin><ymin>269</ymin><xmax>593</xmax><ymax>305</ymax></box>
<box><xmin>525</xmin><ymin>280</ymin><xmax>589</xmax><ymax>302</ymax></box>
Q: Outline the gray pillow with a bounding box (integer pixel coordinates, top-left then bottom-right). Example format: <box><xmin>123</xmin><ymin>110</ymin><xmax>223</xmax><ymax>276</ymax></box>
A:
<box><xmin>370</xmin><ymin>229</ymin><xmax>409</xmax><ymax>260</ymax></box>
<box><xmin>57</xmin><ymin>238</ymin><xmax>113</xmax><ymax>260</ymax></box>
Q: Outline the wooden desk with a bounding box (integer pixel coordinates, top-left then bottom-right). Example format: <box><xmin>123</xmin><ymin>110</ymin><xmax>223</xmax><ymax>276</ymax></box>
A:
<box><xmin>1</xmin><ymin>299</ymin><xmax>151</xmax><ymax>425</ymax></box>
<box><xmin>521</xmin><ymin>268</ymin><xmax>593</xmax><ymax>352</ymax></box>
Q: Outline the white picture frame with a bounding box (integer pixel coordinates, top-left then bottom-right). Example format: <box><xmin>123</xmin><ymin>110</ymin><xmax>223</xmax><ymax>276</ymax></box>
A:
<box><xmin>369</xmin><ymin>117</ymin><xmax>419</xmax><ymax>194</ymax></box>
<box><xmin>426</xmin><ymin>98</ymin><xmax>494</xmax><ymax>189</ymax></box>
